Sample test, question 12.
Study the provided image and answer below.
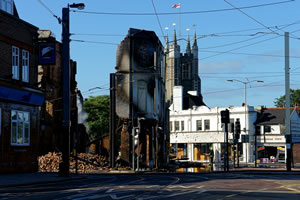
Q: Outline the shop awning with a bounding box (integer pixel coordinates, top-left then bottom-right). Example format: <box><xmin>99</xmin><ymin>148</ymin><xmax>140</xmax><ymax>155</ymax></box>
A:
<box><xmin>0</xmin><ymin>86</ymin><xmax>45</xmax><ymax>106</ymax></box>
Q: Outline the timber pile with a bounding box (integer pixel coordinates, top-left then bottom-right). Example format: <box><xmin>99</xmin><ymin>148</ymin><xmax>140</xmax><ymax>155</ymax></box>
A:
<box><xmin>38</xmin><ymin>152</ymin><xmax>109</xmax><ymax>173</ymax></box>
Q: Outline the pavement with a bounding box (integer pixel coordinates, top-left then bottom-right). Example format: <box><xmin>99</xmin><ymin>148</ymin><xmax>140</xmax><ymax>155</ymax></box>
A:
<box><xmin>1</xmin><ymin>166</ymin><xmax>300</xmax><ymax>188</ymax></box>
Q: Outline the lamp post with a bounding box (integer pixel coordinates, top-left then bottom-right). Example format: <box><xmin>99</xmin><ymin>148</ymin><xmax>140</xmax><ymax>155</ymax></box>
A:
<box><xmin>60</xmin><ymin>3</ymin><xmax>85</xmax><ymax>177</ymax></box>
<box><xmin>227</xmin><ymin>79</ymin><xmax>263</xmax><ymax>165</ymax></box>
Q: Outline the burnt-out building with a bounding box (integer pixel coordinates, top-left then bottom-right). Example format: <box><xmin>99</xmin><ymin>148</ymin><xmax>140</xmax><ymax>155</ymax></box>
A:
<box><xmin>111</xmin><ymin>28</ymin><xmax>169</xmax><ymax>169</ymax></box>
<box><xmin>0</xmin><ymin>1</ymin><xmax>45</xmax><ymax>172</ymax></box>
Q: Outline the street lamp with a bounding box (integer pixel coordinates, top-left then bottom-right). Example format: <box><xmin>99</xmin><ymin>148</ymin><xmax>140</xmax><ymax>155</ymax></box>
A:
<box><xmin>60</xmin><ymin>2</ymin><xmax>85</xmax><ymax>177</ymax></box>
<box><xmin>227</xmin><ymin>79</ymin><xmax>263</xmax><ymax>165</ymax></box>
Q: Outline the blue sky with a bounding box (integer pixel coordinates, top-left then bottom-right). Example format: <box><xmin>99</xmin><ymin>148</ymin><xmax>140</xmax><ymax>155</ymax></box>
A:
<box><xmin>14</xmin><ymin>0</ymin><xmax>300</xmax><ymax>108</ymax></box>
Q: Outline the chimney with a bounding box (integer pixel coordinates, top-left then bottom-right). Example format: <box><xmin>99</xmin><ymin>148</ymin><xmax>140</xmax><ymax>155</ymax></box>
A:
<box><xmin>257</xmin><ymin>105</ymin><xmax>265</xmax><ymax>113</ymax></box>
<box><xmin>173</xmin><ymin>86</ymin><xmax>183</xmax><ymax>111</ymax></box>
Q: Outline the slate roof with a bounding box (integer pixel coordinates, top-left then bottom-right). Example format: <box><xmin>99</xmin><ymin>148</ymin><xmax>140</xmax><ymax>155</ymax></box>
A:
<box><xmin>255</xmin><ymin>108</ymin><xmax>295</xmax><ymax>125</ymax></box>
<box><xmin>183</xmin><ymin>94</ymin><xmax>206</xmax><ymax>110</ymax></box>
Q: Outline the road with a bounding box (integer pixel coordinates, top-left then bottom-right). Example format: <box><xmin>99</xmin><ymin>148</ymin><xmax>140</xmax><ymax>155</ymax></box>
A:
<box><xmin>0</xmin><ymin>172</ymin><xmax>300</xmax><ymax>199</ymax></box>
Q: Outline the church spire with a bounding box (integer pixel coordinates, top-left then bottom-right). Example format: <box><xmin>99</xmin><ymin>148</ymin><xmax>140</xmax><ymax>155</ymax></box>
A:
<box><xmin>186</xmin><ymin>34</ymin><xmax>191</xmax><ymax>55</ymax></box>
<box><xmin>173</xmin><ymin>29</ymin><xmax>177</xmax><ymax>46</ymax></box>
<box><xmin>164</xmin><ymin>33</ymin><xmax>169</xmax><ymax>52</ymax></box>
<box><xmin>192</xmin><ymin>31</ymin><xmax>198</xmax><ymax>49</ymax></box>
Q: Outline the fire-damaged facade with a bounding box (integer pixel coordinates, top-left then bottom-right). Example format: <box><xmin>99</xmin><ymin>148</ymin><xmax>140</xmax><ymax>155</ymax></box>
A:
<box><xmin>111</xmin><ymin>28</ymin><xmax>169</xmax><ymax>170</ymax></box>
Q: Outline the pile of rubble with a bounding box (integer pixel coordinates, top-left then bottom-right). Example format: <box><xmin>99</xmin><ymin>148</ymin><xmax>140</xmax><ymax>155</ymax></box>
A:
<box><xmin>38</xmin><ymin>152</ymin><xmax>109</xmax><ymax>173</ymax></box>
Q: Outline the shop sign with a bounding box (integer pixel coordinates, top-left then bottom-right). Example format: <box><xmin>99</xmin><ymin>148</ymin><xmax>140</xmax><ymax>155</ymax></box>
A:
<box><xmin>277</xmin><ymin>147</ymin><xmax>285</xmax><ymax>151</ymax></box>
<box><xmin>257</xmin><ymin>147</ymin><xmax>265</xmax><ymax>151</ymax></box>
<box><xmin>39</xmin><ymin>43</ymin><xmax>56</xmax><ymax>65</ymax></box>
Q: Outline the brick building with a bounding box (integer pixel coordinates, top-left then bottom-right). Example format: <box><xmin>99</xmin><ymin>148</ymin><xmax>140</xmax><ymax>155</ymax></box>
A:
<box><xmin>0</xmin><ymin>1</ymin><xmax>45</xmax><ymax>172</ymax></box>
<box><xmin>37</xmin><ymin>32</ymin><xmax>88</xmax><ymax>155</ymax></box>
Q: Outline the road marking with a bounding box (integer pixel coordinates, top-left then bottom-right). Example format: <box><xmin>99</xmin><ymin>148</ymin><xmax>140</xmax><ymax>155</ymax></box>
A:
<box><xmin>226</xmin><ymin>194</ymin><xmax>237</xmax><ymax>198</ymax></box>
<box><xmin>110</xmin><ymin>194</ymin><xmax>135</xmax><ymax>199</ymax></box>
<box><xmin>196</xmin><ymin>190</ymin><xmax>207</xmax><ymax>194</ymax></box>
<box><xmin>106</xmin><ymin>189</ymin><xmax>114</xmax><ymax>193</ymax></box>
<box><xmin>73</xmin><ymin>194</ymin><xmax>134</xmax><ymax>200</ymax></box>
<box><xmin>280</xmin><ymin>186</ymin><xmax>300</xmax><ymax>193</ymax></box>
<box><xmin>137</xmin><ymin>196</ymin><xmax>160</xmax><ymax>200</ymax></box>
<box><xmin>67</xmin><ymin>190</ymin><xmax>99</xmax><ymax>199</ymax></box>
<box><xmin>165</xmin><ymin>190</ymin><xmax>195</xmax><ymax>197</ymax></box>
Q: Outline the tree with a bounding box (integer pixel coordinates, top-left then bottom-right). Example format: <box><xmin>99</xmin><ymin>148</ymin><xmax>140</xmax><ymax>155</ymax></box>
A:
<box><xmin>274</xmin><ymin>89</ymin><xmax>300</xmax><ymax>107</ymax></box>
<box><xmin>83</xmin><ymin>95</ymin><xmax>110</xmax><ymax>139</ymax></box>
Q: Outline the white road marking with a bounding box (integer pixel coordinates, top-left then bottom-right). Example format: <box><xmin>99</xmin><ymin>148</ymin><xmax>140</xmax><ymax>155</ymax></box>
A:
<box><xmin>196</xmin><ymin>190</ymin><xmax>207</xmax><ymax>194</ymax></box>
<box><xmin>106</xmin><ymin>188</ymin><xmax>114</xmax><ymax>193</ymax></box>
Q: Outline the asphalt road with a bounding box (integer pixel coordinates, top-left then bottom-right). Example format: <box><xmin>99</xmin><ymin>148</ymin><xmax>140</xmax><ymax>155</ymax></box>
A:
<box><xmin>0</xmin><ymin>172</ymin><xmax>300</xmax><ymax>200</ymax></box>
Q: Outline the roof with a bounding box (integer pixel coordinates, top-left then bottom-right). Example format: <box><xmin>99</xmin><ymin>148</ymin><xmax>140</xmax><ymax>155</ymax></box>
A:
<box><xmin>183</xmin><ymin>94</ymin><xmax>206</xmax><ymax>110</ymax></box>
<box><xmin>255</xmin><ymin>108</ymin><xmax>297</xmax><ymax>125</ymax></box>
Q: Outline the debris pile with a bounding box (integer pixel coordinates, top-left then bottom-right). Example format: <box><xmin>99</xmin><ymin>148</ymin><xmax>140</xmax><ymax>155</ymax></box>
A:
<box><xmin>38</xmin><ymin>152</ymin><xmax>109</xmax><ymax>173</ymax></box>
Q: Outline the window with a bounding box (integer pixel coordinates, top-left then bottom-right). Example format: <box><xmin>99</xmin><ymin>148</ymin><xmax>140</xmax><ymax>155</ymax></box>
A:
<box><xmin>175</xmin><ymin>121</ymin><xmax>179</xmax><ymax>131</ymax></box>
<box><xmin>204</xmin><ymin>119</ymin><xmax>210</xmax><ymax>130</ymax></box>
<box><xmin>11</xmin><ymin>110</ymin><xmax>30</xmax><ymax>146</ymax></box>
<box><xmin>12</xmin><ymin>46</ymin><xmax>19</xmax><ymax>80</ymax></box>
<box><xmin>22</xmin><ymin>50</ymin><xmax>29</xmax><ymax>82</ymax></box>
<box><xmin>0</xmin><ymin>0</ymin><xmax>13</xmax><ymax>14</ymax></box>
<box><xmin>196</xmin><ymin>120</ymin><xmax>202</xmax><ymax>131</ymax></box>
<box><xmin>264</xmin><ymin>125</ymin><xmax>271</xmax><ymax>134</ymax></box>
<box><xmin>181</xmin><ymin>121</ymin><xmax>184</xmax><ymax>131</ymax></box>
<box><xmin>170</xmin><ymin>121</ymin><xmax>173</xmax><ymax>131</ymax></box>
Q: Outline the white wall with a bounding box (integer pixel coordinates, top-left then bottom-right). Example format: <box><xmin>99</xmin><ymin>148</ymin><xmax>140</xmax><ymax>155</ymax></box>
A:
<box><xmin>169</xmin><ymin>104</ymin><xmax>257</xmax><ymax>163</ymax></box>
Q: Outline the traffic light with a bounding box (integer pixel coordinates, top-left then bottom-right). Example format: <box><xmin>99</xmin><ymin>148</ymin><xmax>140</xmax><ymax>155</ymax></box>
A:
<box><xmin>221</xmin><ymin>109</ymin><xmax>230</xmax><ymax>124</ymax></box>
<box><xmin>235</xmin><ymin>119</ymin><xmax>241</xmax><ymax>140</ymax></box>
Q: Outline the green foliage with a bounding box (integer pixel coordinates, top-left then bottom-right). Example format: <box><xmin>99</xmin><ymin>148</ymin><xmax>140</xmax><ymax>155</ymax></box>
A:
<box><xmin>83</xmin><ymin>95</ymin><xmax>110</xmax><ymax>139</ymax></box>
<box><xmin>274</xmin><ymin>89</ymin><xmax>300</xmax><ymax>107</ymax></box>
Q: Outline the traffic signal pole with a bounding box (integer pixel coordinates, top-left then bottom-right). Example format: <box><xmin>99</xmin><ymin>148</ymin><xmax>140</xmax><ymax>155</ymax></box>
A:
<box><xmin>235</xmin><ymin>119</ymin><xmax>241</xmax><ymax>168</ymax></box>
<box><xmin>221</xmin><ymin>109</ymin><xmax>230</xmax><ymax>172</ymax></box>
<box><xmin>225</xmin><ymin>122</ymin><xmax>229</xmax><ymax>172</ymax></box>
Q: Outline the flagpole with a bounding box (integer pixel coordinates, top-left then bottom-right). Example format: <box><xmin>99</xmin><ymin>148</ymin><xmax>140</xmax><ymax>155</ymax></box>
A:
<box><xmin>179</xmin><ymin>5</ymin><xmax>181</xmax><ymax>46</ymax></box>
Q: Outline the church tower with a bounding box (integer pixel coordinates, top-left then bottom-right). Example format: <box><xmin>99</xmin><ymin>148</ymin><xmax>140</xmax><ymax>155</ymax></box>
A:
<box><xmin>165</xmin><ymin>29</ymin><xmax>180</xmax><ymax>102</ymax></box>
<box><xmin>165</xmin><ymin>30</ymin><xmax>204</xmax><ymax>107</ymax></box>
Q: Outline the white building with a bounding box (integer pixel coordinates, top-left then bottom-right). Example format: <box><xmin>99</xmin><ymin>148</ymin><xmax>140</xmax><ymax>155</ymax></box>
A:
<box><xmin>169</xmin><ymin>86</ymin><xmax>257</xmax><ymax>164</ymax></box>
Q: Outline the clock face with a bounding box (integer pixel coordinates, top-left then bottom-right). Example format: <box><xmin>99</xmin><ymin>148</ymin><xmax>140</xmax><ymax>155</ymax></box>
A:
<box><xmin>134</xmin><ymin>39</ymin><xmax>154</xmax><ymax>69</ymax></box>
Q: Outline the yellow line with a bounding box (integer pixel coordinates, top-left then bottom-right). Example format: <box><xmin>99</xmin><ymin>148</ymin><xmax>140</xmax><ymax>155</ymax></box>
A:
<box><xmin>226</xmin><ymin>194</ymin><xmax>237</xmax><ymax>198</ymax></box>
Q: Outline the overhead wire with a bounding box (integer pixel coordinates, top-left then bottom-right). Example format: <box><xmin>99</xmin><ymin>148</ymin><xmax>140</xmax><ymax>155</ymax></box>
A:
<box><xmin>224</xmin><ymin>0</ymin><xmax>300</xmax><ymax>39</ymax></box>
<box><xmin>36</xmin><ymin>0</ymin><xmax>61</xmax><ymax>23</ymax></box>
<box><xmin>199</xmin><ymin>29</ymin><xmax>300</xmax><ymax>61</ymax></box>
<box><xmin>151</xmin><ymin>0</ymin><xmax>165</xmax><ymax>41</ymax></box>
<box><xmin>224</xmin><ymin>0</ymin><xmax>280</xmax><ymax>36</ymax></box>
<box><xmin>70</xmin><ymin>21</ymin><xmax>300</xmax><ymax>39</ymax></box>
<box><xmin>71</xmin><ymin>0</ymin><xmax>295</xmax><ymax>16</ymax></box>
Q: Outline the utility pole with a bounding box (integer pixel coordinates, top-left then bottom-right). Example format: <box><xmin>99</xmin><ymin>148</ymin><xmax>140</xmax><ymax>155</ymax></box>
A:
<box><xmin>109</xmin><ymin>73</ymin><xmax>116</xmax><ymax>168</ymax></box>
<box><xmin>285</xmin><ymin>32</ymin><xmax>292</xmax><ymax>171</ymax></box>
<box><xmin>60</xmin><ymin>6</ymin><xmax>70</xmax><ymax>177</ymax></box>
<box><xmin>60</xmin><ymin>3</ymin><xmax>85</xmax><ymax>177</ymax></box>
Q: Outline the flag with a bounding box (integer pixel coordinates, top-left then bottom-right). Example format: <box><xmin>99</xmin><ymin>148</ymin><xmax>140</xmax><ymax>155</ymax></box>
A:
<box><xmin>172</xmin><ymin>3</ymin><xmax>181</xmax><ymax>8</ymax></box>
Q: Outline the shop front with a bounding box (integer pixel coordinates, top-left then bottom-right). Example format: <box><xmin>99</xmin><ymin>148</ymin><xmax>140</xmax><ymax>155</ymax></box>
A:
<box><xmin>256</xmin><ymin>135</ymin><xmax>286</xmax><ymax>164</ymax></box>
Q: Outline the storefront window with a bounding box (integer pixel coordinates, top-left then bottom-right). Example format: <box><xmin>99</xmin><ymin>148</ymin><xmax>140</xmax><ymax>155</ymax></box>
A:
<box><xmin>194</xmin><ymin>143</ymin><xmax>212</xmax><ymax>160</ymax></box>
